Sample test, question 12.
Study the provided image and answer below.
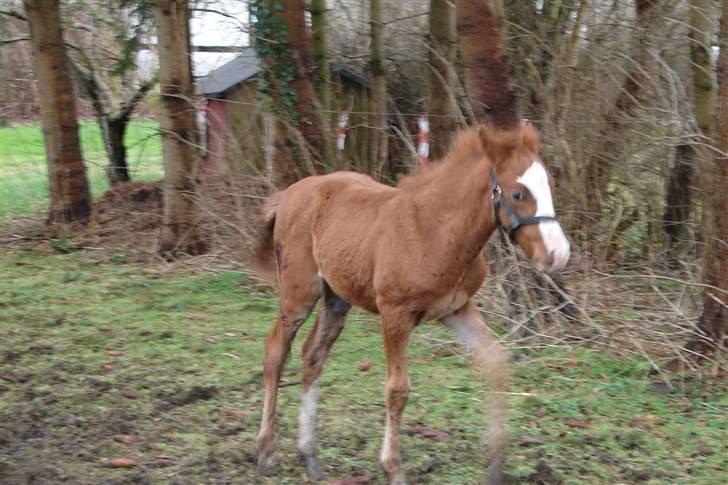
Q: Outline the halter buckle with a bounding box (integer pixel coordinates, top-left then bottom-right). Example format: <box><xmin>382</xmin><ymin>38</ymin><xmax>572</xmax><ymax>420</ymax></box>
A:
<box><xmin>491</xmin><ymin>185</ymin><xmax>502</xmax><ymax>200</ymax></box>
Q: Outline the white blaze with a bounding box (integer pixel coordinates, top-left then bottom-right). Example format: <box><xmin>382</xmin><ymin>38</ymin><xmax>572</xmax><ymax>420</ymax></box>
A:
<box><xmin>516</xmin><ymin>162</ymin><xmax>570</xmax><ymax>270</ymax></box>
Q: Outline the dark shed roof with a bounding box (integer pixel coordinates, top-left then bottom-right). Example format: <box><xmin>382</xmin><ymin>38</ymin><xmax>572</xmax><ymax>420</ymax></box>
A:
<box><xmin>197</xmin><ymin>48</ymin><xmax>261</xmax><ymax>96</ymax></box>
<box><xmin>197</xmin><ymin>47</ymin><xmax>368</xmax><ymax>98</ymax></box>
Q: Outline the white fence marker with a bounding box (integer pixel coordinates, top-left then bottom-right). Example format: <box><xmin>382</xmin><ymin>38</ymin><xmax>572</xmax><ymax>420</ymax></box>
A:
<box><xmin>337</xmin><ymin>111</ymin><xmax>349</xmax><ymax>152</ymax></box>
<box><xmin>417</xmin><ymin>114</ymin><xmax>429</xmax><ymax>166</ymax></box>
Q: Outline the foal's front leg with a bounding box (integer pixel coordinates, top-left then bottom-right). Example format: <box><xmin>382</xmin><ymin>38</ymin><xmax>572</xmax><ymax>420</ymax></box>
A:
<box><xmin>443</xmin><ymin>300</ymin><xmax>511</xmax><ymax>485</ymax></box>
<box><xmin>380</xmin><ymin>308</ymin><xmax>417</xmax><ymax>485</ymax></box>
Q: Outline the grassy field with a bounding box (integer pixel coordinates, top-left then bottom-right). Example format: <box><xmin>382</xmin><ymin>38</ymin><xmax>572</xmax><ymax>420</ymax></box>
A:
<box><xmin>0</xmin><ymin>121</ymin><xmax>162</xmax><ymax>219</ymax></box>
<box><xmin>0</xmin><ymin>122</ymin><xmax>725</xmax><ymax>483</ymax></box>
<box><xmin>0</xmin><ymin>249</ymin><xmax>725</xmax><ymax>484</ymax></box>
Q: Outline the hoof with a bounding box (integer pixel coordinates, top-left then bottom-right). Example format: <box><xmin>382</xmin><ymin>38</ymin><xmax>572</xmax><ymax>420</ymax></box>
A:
<box><xmin>300</xmin><ymin>452</ymin><xmax>325</xmax><ymax>482</ymax></box>
<box><xmin>488</xmin><ymin>456</ymin><xmax>505</xmax><ymax>485</ymax></box>
<box><xmin>305</xmin><ymin>460</ymin><xmax>325</xmax><ymax>482</ymax></box>
<box><xmin>256</xmin><ymin>456</ymin><xmax>276</xmax><ymax>476</ymax></box>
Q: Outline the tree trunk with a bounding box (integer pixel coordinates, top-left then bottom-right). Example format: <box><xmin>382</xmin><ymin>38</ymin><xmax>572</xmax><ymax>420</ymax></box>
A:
<box><xmin>282</xmin><ymin>0</ymin><xmax>325</xmax><ymax>170</ymax></box>
<box><xmin>456</xmin><ymin>0</ymin><xmax>518</xmax><ymax>128</ymax></box>
<box><xmin>106</xmin><ymin>118</ymin><xmax>130</xmax><ymax>185</ymax></box>
<box><xmin>310</xmin><ymin>0</ymin><xmax>335</xmax><ymax>165</ymax></box>
<box><xmin>65</xmin><ymin>20</ymin><xmax>156</xmax><ymax>188</ymax></box>
<box><xmin>689</xmin><ymin>0</ymin><xmax>727</xmax><ymax>352</ymax></box>
<box><xmin>456</xmin><ymin>0</ymin><xmax>576</xmax><ymax>334</ymax></box>
<box><xmin>663</xmin><ymin>0</ymin><xmax>717</xmax><ymax>255</ymax></box>
<box><xmin>582</xmin><ymin>0</ymin><xmax>658</xmax><ymax>249</ymax></box>
<box><xmin>153</xmin><ymin>0</ymin><xmax>206</xmax><ymax>257</ymax></box>
<box><xmin>23</xmin><ymin>0</ymin><xmax>91</xmax><ymax>228</ymax></box>
<box><xmin>663</xmin><ymin>143</ymin><xmax>695</xmax><ymax>251</ymax></box>
<box><xmin>254</xmin><ymin>0</ymin><xmax>326</xmax><ymax>187</ymax></box>
<box><xmin>68</xmin><ymin>58</ymin><xmax>131</xmax><ymax>186</ymax></box>
<box><xmin>370</xmin><ymin>0</ymin><xmax>388</xmax><ymax>178</ymax></box>
<box><xmin>427</xmin><ymin>0</ymin><xmax>458</xmax><ymax>159</ymax></box>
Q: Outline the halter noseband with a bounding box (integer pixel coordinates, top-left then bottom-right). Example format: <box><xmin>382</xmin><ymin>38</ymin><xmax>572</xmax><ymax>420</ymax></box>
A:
<box><xmin>490</xmin><ymin>168</ymin><xmax>558</xmax><ymax>241</ymax></box>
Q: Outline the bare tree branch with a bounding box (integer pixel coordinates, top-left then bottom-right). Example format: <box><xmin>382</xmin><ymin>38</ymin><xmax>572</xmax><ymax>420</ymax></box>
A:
<box><xmin>114</xmin><ymin>76</ymin><xmax>158</xmax><ymax>121</ymax></box>
<box><xmin>0</xmin><ymin>36</ymin><xmax>30</xmax><ymax>46</ymax></box>
<box><xmin>0</xmin><ymin>9</ymin><xmax>27</xmax><ymax>21</ymax></box>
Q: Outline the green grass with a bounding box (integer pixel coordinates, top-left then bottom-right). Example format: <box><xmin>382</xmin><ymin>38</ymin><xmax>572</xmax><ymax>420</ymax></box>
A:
<box><xmin>0</xmin><ymin>250</ymin><xmax>726</xmax><ymax>484</ymax></box>
<box><xmin>0</xmin><ymin>121</ymin><xmax>162</xmax><ymax>219</ymax></box>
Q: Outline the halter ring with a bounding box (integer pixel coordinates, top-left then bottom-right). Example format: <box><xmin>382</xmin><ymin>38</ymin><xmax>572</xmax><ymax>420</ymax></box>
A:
<box><xmin>491</xmin><ymin>185</ymin><xmax>502</xmax><ymax>200</ymax></box>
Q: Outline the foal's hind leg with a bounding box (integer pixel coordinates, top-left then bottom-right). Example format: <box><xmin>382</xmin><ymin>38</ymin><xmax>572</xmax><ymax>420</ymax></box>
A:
<box><xmin>443</xmin><ymin>300</ymin><xmax>511</xmax><ymax>485</ymax></box>
<box><xmin>256</xmin><ymin>256</ymin><xmax>322</xmax><ymax>476</ymax></box>
<box><xmin>297</xmin><ymin>283</ymin><xmax>351</xmax><ymax>482</ymax></box>
<box><xmin>379</xmin><ymin>306</ymin><xmax>418</xmax><ymax>485</ymax></box>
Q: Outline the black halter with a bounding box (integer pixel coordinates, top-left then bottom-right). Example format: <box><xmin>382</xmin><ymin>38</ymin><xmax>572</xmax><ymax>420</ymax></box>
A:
<box><xmin>490</xmin><ymin>168</ymin><xmax>559</xmax><ymax>241</ymax></box>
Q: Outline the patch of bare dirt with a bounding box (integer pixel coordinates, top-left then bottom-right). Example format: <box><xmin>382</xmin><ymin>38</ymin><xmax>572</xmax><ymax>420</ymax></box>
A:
<box><xmin>88</xmin><ymin>181</ymin><xmax>164</xmax><ymax>257</ymax></box>
<box><xmin>2</xmin><ymin>174</ymin><xmax>272</xmax><ymax>267</ymax></box>
<box><xmin>87</xmin><ymin>175</ymin><xmax>272</xmax><ymax>264</ymax></box>
<box><xmin>154</xmin><ymin>384</ymin><xmax>219</xmax><ymax>412</ymax></box>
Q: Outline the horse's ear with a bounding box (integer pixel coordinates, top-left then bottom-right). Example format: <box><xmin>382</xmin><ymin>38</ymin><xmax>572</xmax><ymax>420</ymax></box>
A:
<box><xmin>477</xmin><ymin>124</ymin><xmax>494</xmax><ymax>148</ymax></box>
<box><xmin>447</xmin><ymin>126</ymin><xmax>489</xmax><ymax>163</ymax></box>
<box><xmin>477</xmin><ymin>124</ymin><xmax>514</xmax><ymax>166</ymax></box>
<box><xmin>478</xmin><ymin>122</ymin><xmax>540</xmax><ymax>166</ymax></box>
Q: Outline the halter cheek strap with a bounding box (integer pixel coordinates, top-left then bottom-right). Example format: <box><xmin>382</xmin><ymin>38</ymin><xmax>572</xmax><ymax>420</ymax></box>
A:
<box><xmin>490</xmin><ymin>168</ymin><xmax>558</xmax><ymax>241</ymax></box>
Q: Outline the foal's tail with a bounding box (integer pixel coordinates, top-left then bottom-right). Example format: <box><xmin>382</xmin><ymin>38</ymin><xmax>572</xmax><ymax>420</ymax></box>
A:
<box><xmin>250</xmin><ymin>192</ymin><xmax>282</xmax><ymax>284</ymax></box>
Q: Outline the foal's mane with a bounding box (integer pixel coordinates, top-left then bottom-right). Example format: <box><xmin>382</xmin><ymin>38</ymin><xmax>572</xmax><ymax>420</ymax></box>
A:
<box><xmin>397</xmin><ymin>123</ymin><xmax>540</xmax><ymax>191</ymax></box>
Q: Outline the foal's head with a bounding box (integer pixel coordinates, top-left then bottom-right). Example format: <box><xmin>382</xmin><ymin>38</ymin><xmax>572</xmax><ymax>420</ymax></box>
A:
<box><xmin>478</xmin><ymin>123</ymin><xmax>570</xmax><ymax>272</ymax></box>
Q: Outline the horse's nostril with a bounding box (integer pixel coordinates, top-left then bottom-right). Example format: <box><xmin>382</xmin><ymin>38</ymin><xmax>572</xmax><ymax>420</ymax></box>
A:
<box><xmin>548</xmin><ymin>250</ymin><xmax>556</xmax><ymax>266</ymax></box>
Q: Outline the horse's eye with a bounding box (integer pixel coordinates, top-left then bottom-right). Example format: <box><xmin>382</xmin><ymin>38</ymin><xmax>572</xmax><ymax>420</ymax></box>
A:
<box><xmin>513</xmin><ymin>192</ymin><xmax>525</xmax><ymax>201</ymax></box>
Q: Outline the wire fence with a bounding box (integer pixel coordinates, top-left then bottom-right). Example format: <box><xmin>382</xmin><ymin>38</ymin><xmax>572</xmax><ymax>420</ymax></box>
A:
<box><xmin>202</xmin><ymin>96</ymin><xmax>687</xmax><ymax>124</ymax></box>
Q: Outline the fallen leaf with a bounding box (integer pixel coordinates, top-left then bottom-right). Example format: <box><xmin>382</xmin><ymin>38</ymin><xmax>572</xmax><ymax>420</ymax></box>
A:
<box><xmin>403</xmin><ymin>427</ymin><xmax>451</xmax><ymax>439</ymax></box>
<box><xmin>358</xmin><ymin>360</ymin><xmax>372</xmax><ymax>372</ymax></box>
<box><xmin>0</xmin><ymin>372</ymin><xmax>17</xmax><ymax>383</ymax></box>
<box><xmin>112</xmin><ymin>434</ymin><xmax>138</xmax><ymax>445</ymax></box>
<box><xmin>564</xmin><ymin>419</ymin><xmax>591</xmax><ymax>429</ymax></box>
<box><xmin>106</xmin><ymin>350</ymin><xmax>124</xmax><ymax>357</ymax></box>
<box><xmin>693</xmin><ymin>447</ymin><xmax>714</xmax><ymax>457</ymax></box>
<box><xmin>224</xmin><ymin>409</ymin><xmax>247</xmax><ymax>419</ymax></box>
<box><xmin>102</xmin><ymin>363</ymin><xmax>114</xmax><ymax>371</ymax></box>
<box><xmin>518</xmin><ymin>437</ymin><xmax>543</xmax><ymax>447</ymax></box>
<box><xmin>121</xmin><ymin>390</ymin><xmax>140</xmax><ymax>399</ymax></box>
<box><xmin>537</xmin><ymin>406</ymin><xmax>547</xmax><ymax>418</ymax></box>
<box><xmin>328</xmin><ymin>477</ymin><xmax>371</xmax><ymax>485</ymax></box>
<box><xmin>49</xmin><ymin>315</ymin><xmax>65</xmax><ymax>327</ymax></box>
<box><xmin>411</xmin><ymin>358</ymin><xmax>431</xmax><ymax>365</ymax></box>
<box><xmin>108</xmin><ymin>458</ymin><xmax>137</xmax><ymax>468</ymax></box>
<box><xmin>527</xmin><ymin>461</ymin><xmax>561</xmax><ymax>484</ymax></box>
<box><xmin>629</xmin><ymin>416</ymin><xmax>665</xmax><ymax>426</ymax></box>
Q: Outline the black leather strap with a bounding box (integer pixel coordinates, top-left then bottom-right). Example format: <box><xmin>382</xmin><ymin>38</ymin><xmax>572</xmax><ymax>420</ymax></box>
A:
<box><xmin>490</xmin><ymin>168</ymin><xmax>558</xmax><ymax>241</ymax></box>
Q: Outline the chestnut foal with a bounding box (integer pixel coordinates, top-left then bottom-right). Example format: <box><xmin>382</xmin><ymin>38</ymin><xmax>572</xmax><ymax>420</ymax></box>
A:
<box><xmin>254</xmin><ymin>123</ymin><xmax>570</xmax><ymax>484</ymax></box>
